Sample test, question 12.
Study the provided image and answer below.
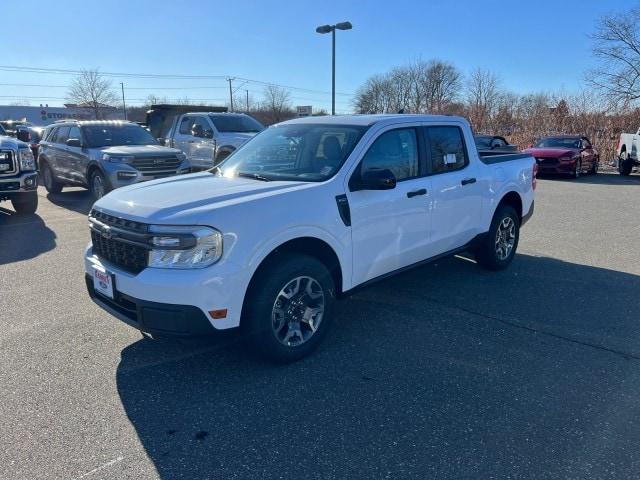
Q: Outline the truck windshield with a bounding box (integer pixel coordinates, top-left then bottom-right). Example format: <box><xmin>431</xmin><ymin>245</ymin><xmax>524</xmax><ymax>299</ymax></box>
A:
<box><xmin>534</xmin><ymin>137</ymin><xmax>581</xmax><ymax>149</ymax></box>
<box><xmin>209</xmin><ymin>115</ymin><xmax>264</xmax><ymax>133</ymax></box>
<box><xmin>217</xmin><ymin>123</ymin><xmax>367</xmax><ymax>182</ymax></box>
<box><xmin>82</xmin><ymin>124</ymin><xmax>158</xmax><ymax>148</ymax></box>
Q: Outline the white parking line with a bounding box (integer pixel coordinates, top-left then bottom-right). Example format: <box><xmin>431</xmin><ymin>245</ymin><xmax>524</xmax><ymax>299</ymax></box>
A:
<box><xmin>77</xmin><ymin>456</ymin><xmax>124</xmax><ymax>478</ymax></box>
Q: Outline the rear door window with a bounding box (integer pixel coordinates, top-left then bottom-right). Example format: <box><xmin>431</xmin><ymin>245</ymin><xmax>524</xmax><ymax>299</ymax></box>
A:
<box><xmin>56</xmin><ymin>127</ymin><xmax>70</xmax><ymax>145</ymax></box>
<box><xmin>426</xmin><ymin>126</ymin><xmax>468</xmax><ymax>173</ymax></box>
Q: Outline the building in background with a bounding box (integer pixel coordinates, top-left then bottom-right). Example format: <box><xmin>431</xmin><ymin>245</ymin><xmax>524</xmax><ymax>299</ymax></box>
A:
<box><xmin>0</xmin><ymin>104</ymin><xmax>123</xmax><ymax>126</ymax></box>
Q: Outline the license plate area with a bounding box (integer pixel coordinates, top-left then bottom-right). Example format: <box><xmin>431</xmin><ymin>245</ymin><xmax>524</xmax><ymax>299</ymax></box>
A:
<box><xmin>92</xmin><ymin>265</ymin><xmax>115</xmax><ymax>300</ymax></box>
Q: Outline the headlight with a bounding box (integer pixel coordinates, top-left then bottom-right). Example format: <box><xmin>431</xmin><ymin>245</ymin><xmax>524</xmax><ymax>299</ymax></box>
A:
<box><xmin>102</xmin><ymin>154</ymin><xmax>134</xmax><ymax>163</ymax></box>
<box><xmin>18</xmin><ymin>148</ymin><xmax>35</xmax><ymax>171</ymax></box>
<box><xmin>147</xmin><ymin>225</ymin><xmax>222</xmax><ymax>269</ymax></box>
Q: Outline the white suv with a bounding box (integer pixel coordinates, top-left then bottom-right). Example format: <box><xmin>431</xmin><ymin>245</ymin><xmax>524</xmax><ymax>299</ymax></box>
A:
<box><xmin>85</xmin><ymin>114</ymin><xmax>536</xmax><ymax>362</ymax></box>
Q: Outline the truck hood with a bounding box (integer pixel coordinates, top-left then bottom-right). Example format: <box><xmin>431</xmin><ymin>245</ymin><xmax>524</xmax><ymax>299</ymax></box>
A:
<box><xmin>96</xmin><ymin>144</ymin><xmax>183</xmax><ymax>156</ymax></box>
<box><xmin>523</xmin><ymin>147</ymin><xmax>578</xmax><ymax>158</ymax></box>
<box><xmin>216</xmin><ymin>132</ymin><xmax>257</xmax><ymax>147</ymax></box>
<box><xmin>93</xmin><ymin>172</ymin><xmax>308</xmax><ymax>224</ymax></box>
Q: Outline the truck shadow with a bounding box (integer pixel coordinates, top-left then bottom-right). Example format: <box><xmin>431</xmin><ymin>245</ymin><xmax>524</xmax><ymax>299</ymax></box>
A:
<box><xmin>116</xmin><ymin>253</ymin><xmax>640</xmax><ymax>479</ymax></box>
<box><xmin>0</xmin><ymin>209</ymin><xmax>56</xmax><ymax>265</ymax></box>
<box><xmin>45</xmin><ymin>188</ymin><xmax>94</xmax><ymax>216</ymax></box>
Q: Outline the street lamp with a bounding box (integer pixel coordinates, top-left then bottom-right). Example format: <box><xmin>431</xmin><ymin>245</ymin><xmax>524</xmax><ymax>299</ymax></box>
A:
<box><xmin>316</xmin><ymin>21</ymin><xmax>352</xmax><ymax>115</ymax></box>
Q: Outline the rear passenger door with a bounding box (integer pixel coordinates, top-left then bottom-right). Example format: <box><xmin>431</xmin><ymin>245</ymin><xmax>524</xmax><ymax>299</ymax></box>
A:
<box><xmin>51</xmin><ymin>126</ymin><xmax>71</xmax><ymax>179</ymax></box>
<box><xmin>425</xmin><ymin>125</ymin><xmax>483</xmax><ymax>254</ymax></box>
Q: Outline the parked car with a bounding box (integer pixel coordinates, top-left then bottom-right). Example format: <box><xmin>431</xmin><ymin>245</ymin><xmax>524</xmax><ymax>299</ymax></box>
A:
<box><xmin>164</xmin><ymin>112</ymin><xmax>265</xmax><ymax>170</ymax></box>
<box><xmin>474</xmin><ymin>135</ymin><xmax>519</xmax><ymax>154</ymax></box>
<box><xmin>0</xmin><ymin>120</ymin><xmax>30</xmax><ymax>137</ymax></box>
<box><xmin>523</xmin><ymin>135</ymin><xmax>599</xmax><ymax>178</ymax></box>
<box><xmin>38</xmin><ymin>120</ymin><xmax>189</xmax><ymax>200</ymax></box>
<box><xmin>84</xmin><ymin>114</ymin><xmax>536</xmax><ymax>362</ymax></box>
<box><xmin>615</xmin><ymin>128</ymin><xmax>640</xmax><ymax>175</ymax></box>
<box><xmin>0</xmin><ymin>133</ymin><xmax>38</xmax><ymax>214</ymax></box>
<box><xmin>16</xmin><ymin>125</ymin><xmax>45</xmax><ymax>159</ymax></box>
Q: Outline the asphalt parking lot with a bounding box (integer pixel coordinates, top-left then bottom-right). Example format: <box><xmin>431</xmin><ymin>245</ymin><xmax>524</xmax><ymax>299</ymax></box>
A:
<box><xmin>2</xmin><ymin>172</ymin><xmax>640</xmax><ymax>479</ymax></box>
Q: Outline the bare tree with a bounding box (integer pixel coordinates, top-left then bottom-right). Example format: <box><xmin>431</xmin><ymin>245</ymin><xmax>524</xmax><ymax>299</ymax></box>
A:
<box><xmin>67</xmin><ymin>70</ymin><xmax>118</xmax><ymax>119</ymax></box>
<box><xmin>145</xmin><ymin>94</ymin><xmax>168</xmax><ymax>106</ymax></box>
<box><xmin>587</xmin><ymin>9</ymin><xmax>640</xmax><ymax>107</ymax></box>
<box><xmin>262</xmin><ymin>85</ymin><xmax>292</xmax><ymax>123</ymax></box>
<box><xmin>465</xmin><ymin>68</ymin><xmax>502</xmax><ymax>133</ymax></box>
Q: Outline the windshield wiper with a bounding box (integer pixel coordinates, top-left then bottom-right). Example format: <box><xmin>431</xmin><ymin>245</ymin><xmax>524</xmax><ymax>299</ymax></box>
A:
<box><xmin>237</xmin><ymin>172</ymin><xmax>271</xmax><ymax>182</ymax></box>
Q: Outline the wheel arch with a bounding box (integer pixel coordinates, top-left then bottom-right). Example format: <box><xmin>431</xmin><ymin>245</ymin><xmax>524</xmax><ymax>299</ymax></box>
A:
<box><xmin>86</xmin><ymin>161</ymin><xmax>105</xmax><ymax>185</ymax></box>
<box><xmin>496</xmin><ymin>190</ymin><xmax>523</xmax><ymax>222</ymax></box>
<box><xmin>240</xmin><ymin>236</ymin><xmax>344</xmax><ymax>325</ymax></box>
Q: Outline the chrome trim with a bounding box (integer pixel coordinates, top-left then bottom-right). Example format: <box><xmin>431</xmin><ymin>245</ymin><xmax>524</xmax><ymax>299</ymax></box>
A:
<box><xmin>0</xmin><ymin>149</ymin><xmax>18</xmax><ymax>177</ymax></box>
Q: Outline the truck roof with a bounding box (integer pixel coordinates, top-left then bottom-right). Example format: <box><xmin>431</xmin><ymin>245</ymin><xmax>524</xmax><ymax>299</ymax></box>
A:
<box><xmin>279</xmin><ymin>114</ymin><xmax>468</xmax><ymax>127</ymax></box>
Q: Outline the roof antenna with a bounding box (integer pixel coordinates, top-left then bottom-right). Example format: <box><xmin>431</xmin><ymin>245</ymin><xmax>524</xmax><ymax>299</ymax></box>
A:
<box><xmin>397</xmin><ymin>108</ymin><xmax>405</xmax><ymax>114</ymax></box>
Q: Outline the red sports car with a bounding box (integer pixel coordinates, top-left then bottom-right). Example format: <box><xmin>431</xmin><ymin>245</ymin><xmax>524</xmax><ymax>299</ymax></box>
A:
<box><xmin>524</xmin><ymin>135</ymin><xmax>599</xmax><ymax>178</ymax></box>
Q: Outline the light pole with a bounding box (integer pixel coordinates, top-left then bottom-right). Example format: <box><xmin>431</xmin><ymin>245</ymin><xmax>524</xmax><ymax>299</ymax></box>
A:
<box><xmin>316</xmin><ymin>21</ymin><xmax>352</xmax><ymax>115</ymax></box>
<box><xmin>120</xmin><ymin>82</ymin><xmax>127</xmax><ymax>120</ymax></box>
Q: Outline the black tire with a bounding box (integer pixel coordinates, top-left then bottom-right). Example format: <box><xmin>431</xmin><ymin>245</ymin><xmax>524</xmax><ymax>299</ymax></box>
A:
<box><xmin>475</xmin><ymin>205</ymin><xmax>520</xmax><ymax>271</ymax></box>
<box><xmin>589</xmin><ymin>158</ymin><xmax>599</xmax><ymax>174</ymax></box>
<box><xmin>11</xmin><ymin>192</ymin><xmax>38</xmax><ymax>214</ymax></box>
<box><xmin>572</xmin><ymin>159</ymin><xmax>582</xmax><ymax>179</ymax></box>
<box><xmin>90</xmin><ymin>169</ymin><xmax>111</xmax><ymax>201</ymax></box>
<box><xmin>214</xmin><ymin>150</ymin><xmax>231</xmax><ymax>165</ymax></box>
<box><xmin>242</xmin><ymin>254</ymin><xmax>336</xmax><ymax>363</ymax></box>
<box><xmin>619</xmin><ymin>155</ymin><xmax>633</xmax><ymax>176</ymax></box>
<box><xmin>40</xmin><ymin>161</ymin><xmax>63</xmax><ymax>194</ymax></box>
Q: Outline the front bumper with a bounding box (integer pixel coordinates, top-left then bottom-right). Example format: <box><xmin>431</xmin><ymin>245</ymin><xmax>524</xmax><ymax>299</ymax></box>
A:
<box><xmin>84</xmin><ymin>245</ymin><xmax>247</xmax><ymax>333</ymax></box>
<box><xmin>85</xmin><ymin>274</ymin><xmax>216</xmax><ymax>336</ymax></box>
<box><xmin>0</xmin><ymin>171</ymin><xmax>38</xmax><ymax>193</ymax></box>
<box><xmin>536</xmin><ymin>160</ymin><xmax>576</xmax><ymax>174</ymax></box>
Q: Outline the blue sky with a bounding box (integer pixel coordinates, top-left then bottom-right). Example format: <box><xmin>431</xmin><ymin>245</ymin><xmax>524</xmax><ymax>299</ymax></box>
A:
<box><xmin>1</xmin><ymin>0</ymin><xmax>636</xmax><ymax>113</ymax></box>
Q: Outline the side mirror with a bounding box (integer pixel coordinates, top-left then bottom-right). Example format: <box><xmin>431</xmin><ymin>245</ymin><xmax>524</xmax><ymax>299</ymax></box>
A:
<box><xmin>16</xmin><ymin>129</ymin><xmax>31</xmax><ymax>143</ymax></box>
<box><xmin>66</xmin><ymin>138</ymin><xmax>82</xmax><ymax>147</ymax></box>
<box><xmin>356</xmin><ymin>168</ymin><xmax>397</xmax><ymax>191</ymax></box>
<box><xmin>157</xmin><ymin>137</ymin><xmax>166</xmax><ymax>146</ymax></box>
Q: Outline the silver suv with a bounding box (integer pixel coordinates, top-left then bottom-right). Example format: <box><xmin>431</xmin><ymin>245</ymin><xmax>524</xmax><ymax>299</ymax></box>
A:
<box><xmin>38</xmin><ymin>120</ymin><xmax>189</xmax><ymax>200</ymax></box>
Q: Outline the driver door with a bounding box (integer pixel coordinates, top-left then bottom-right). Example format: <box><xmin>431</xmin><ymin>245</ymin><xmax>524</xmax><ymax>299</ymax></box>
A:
<box><xmin>347</xmin><ymin>125</ymin><xmax>434</xmax><ymax>286</ymax></box>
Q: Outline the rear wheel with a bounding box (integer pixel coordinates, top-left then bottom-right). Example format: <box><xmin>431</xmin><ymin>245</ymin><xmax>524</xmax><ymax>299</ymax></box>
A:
<box><xmin>11</xmin><ymin>192</ymin><xmax>38</xmax><ymax>214</ymax></box>
<box><xmin>41</xmin><ymin>162</ymin><xmax>63</xmax><ymax>194</ymax></box>
<box><xmin>619</xmin><ymin>153</ymin><xmax>633</xmax><ymax>176</ymax></box>
<box><xmin>242</xmin><ymin>254</ymin><xmax>335</xmax><ymax>363</ymax></box>
<box><xmin>475</xmin><ymin>205</ymin><xmax>520</xmax><ymax>271</ymax></box>
<box><xmin>90</xmin><ymin>169</ymin><xmax>110</xmax><ymax>201</ymax></box>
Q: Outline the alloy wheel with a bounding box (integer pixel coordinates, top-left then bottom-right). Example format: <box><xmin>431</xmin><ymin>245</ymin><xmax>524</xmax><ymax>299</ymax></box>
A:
<box><xmin>92</xmin><ymin>174</ymin><xmax>105</xmax><ymax>199</ymax></box>
<box><xmin>495</xmin><ymin>217</ymin><xmax>516</xmax><ymax>261</ymax></box>
<box><xmin>271</xmin><ymin>276</ymin><xmax>325</xmax><ymax>347</ymax></box>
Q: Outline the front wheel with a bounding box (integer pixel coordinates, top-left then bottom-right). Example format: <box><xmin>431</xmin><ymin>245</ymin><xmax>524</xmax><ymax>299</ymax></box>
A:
<box><xmin>242</xmin><ymin>254</ymin><xmax>335</xmax><ymax>363</ymax></box>
<box><xmin>90</xmin><ymin>169</ymin><xmax>110</xmax><ymax>201</ymax></box>
<box><xmin>475</xmin><ymin>205</ymin><xmax>520</xmax><ymax>271</ymax></box>
<box><xmin>11</xmin><ymin>192</ymin><xmax>38</xmax><ymax>214</ymax></box>
<box><xmin>589</xmin><ymin>158</ymin><xmax>599</xmax><ymax>174</ymax></box>
<box><xmin>573</xmin><ymin>159</ymin><xmax>582</xmax><ymax>179</ymax></box>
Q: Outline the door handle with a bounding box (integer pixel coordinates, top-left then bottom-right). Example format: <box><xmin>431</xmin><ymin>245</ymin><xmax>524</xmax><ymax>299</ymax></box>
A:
<box><xmin>187</xmin><ymin>140</ymin><xmax>196</xmax><ymax>143</ymax></box>
<box><xmin>461</xmin><ymin>177</ymin><xmax>477</xmax><ymax>186</ymax></box>
<box><xmin>406</xmin><ymin>188</ymin><xmax>427</xmax><ymax>198</ymax></box>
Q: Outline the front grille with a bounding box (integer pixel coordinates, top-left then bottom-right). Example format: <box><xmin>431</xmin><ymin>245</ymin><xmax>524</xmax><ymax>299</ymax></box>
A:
<box><xmin>536</xmin><ymin>157</ymin><xmax>558</xmax><ymax>166</ymax></box>
<box><xmin>0</xmin><ymin>150</ymin><xmax>17</xmax><ymax>176</ymax></box>
<box><xmin>89</xmin><ymin>209</ymin><xmax>149</xmax><ymax>274</ymax></box>
<box><xmin>0</xmin><ymin>181</ymin><xmax>20</xmax><ymax>191</ymax></box>
<box><xmin>90</xmin><ymin>209</ymin><xmax>148</xmax><ymax>234</ymax></box>
<box><xmin>132</xmin><ymin>155</ymin><xmax>181</xmax><ymax>175</ymax></box>
<box><xmin>91</xmin><ymin>229</ymin><xmax>148</xmax><ymax>274</ymax></box>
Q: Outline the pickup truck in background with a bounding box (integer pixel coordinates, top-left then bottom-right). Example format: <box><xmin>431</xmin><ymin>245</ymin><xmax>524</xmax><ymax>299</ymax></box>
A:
<box><xmin>616</xmin><ymin>128</ymin><xmax>640</xmax><ymax>175</ymax></box>
<box><xmin>164</xmin><ymin>112</ymin><xmax>264</xmax><ymax>170</ymax></box>
<box><xmin>0</xmin><ymin>133</ymin><xmax>39</xmax><ymax>214</ymax></box>
<box><xmin>85</xmin><ymin>114</ymin><xmax>536</xmax><ymax>362</ymax></box>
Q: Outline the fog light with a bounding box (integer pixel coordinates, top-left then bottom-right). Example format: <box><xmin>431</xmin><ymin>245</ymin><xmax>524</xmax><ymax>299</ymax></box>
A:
<box><xmin>24</xmin><ymin>176</ymin><xmax>36</xmax><ymax>187</ymax></box>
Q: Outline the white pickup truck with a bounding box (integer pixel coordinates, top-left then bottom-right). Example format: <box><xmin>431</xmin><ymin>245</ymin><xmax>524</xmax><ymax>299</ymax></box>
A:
<box><xmin>84</xmin><ymin>114</ymin><xmax>536</xmax><ymax>362</ymax></box>
<box><xmin>616</xmin><ymin>128</ymin><xmax>640</xmax><ymax>175</ymax></box>
<box><xmin>164</xmin><ymin>112</ymin><xmax>264</xmax><ymax>171</ymax></box>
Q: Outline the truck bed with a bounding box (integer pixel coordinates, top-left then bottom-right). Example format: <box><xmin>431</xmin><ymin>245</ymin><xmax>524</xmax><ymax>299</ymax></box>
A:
<box><xmin>479</xmin><ymin>151</ymin><xmax>534</xmax><ymax>165</ymax></box>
